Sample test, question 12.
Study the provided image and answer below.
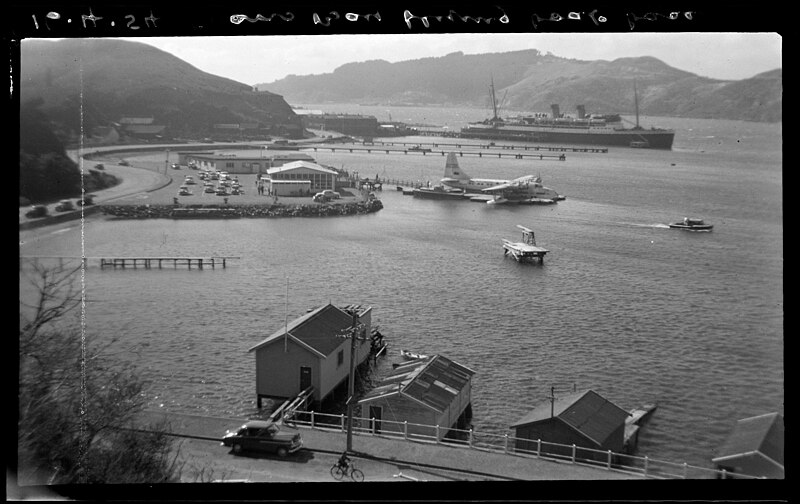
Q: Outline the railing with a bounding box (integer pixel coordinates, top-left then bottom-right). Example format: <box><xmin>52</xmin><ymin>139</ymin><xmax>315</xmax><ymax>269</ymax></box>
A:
<box><xmin>281</xmin><ymin>409</ymin><xmax>765</xmax><ymax>480</ymax></box>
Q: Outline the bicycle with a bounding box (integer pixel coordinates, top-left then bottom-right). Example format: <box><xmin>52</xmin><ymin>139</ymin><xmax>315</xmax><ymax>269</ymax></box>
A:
<box><xmin>330</xmin><ymin>461</ymin><xmax>364</xmax><ymax>482</ymax></box>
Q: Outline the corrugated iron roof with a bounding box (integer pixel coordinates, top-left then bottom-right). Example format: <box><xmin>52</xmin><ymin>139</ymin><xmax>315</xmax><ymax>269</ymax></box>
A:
<box><xmin>510</xmin><ymin>390</ymin><xmax>629</xmax><ymax>446</ymax></box>
<box><xmin>266</xmin><ymin>161</ymin><xmax>338</xmax><ymax>175</ymax></box>
<box><xmin>359</xmin><ymin>355</ymin><xmax>474</xmax><ymax>412</ymax></box>
<box><xmin>247</xmin><ymin>303</ymin><xmax>358</xmax><ymax>357</ymax></box>
<box><xmin>712</xmin><ymin>412</ymin><xmax>784</xmax><ymax>465</ymax></box>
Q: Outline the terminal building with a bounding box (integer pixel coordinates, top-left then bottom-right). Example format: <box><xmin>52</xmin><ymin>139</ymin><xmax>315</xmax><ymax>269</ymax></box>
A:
<box><xmin>181</xmin><ymin>152</ymin><xmax>315</xmax><ymax>175</ymax></box>
<box><xmin>265</xmin><ymin>161</ymin><xmax>339</xmax><ymax>196</ymax></box>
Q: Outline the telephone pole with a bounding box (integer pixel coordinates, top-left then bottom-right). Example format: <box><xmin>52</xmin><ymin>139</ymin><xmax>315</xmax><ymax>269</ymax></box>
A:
<box><xmin>337</xmin><ymin>310</ymin><xmax>364</xmax><ymax>453</ymax></box>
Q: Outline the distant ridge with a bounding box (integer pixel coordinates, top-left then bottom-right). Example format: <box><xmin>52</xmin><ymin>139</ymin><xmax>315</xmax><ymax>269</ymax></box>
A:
<box><xmin>257</xmin><ymin>50</ymin><xmax>782</xmax><ymax>123</ymax></box>
<box><xmin>21</xmin><ymin>39</ymin><xmax>303</xmax><ymax>140</ymax></box>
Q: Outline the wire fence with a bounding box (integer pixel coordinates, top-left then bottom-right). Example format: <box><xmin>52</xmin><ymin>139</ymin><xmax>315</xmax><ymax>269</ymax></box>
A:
<box><xmin>282</xmin><ymin>409</ymin><xmax>764</xmax><ymax>480</ymax></box>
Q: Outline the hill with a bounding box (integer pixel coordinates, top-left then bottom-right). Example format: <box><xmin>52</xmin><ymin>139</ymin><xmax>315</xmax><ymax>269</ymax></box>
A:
<box><xmin>258</xmin><ymin>50</ymin><xmax>781</xmax><ymax>123</ymax></box>
<box><xmin>20</xmin><ymin>39</ymin><xmax>303</xmax><ymax>141</ymax></box>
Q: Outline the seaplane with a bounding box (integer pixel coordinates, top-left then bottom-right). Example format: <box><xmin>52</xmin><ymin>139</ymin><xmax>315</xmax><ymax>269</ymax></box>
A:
<box><xmin>502</xmin><ymin>225</ymin><xmax>549</xmax><ymax>263</ymax></box>
<box><xmin>439</xmin><ymin>152</ymin><xmax>563</xmax><ymax>204</ymax></box>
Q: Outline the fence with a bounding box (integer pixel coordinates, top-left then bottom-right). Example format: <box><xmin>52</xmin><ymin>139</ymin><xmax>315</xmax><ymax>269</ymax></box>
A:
<box><xmin>281</xmin><ymin>409</ymin><xmax>764</xmax><ymax>480</ymax></box>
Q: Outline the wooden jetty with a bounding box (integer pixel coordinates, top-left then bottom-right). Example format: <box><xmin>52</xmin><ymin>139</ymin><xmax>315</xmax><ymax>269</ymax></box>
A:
<box><xmin>303</xmin><ymin>145</ymin><xmax>567</xmax><ymax>161</ymax></box>
<box><xmin>371</xmin><ymin>139</ymin><xmax>608</xmax><ymax>154</ymax></box>
<box><xmin>98</xmin><ymin>256</ymin><xmax>239</xmax><ymax>269</ymax></box>
<box><xmin>623</xmin><ymin>403</ymin><xmax>658</xmax><ymax>454</ymax></box>
<box><xmin>502</xmin><ymin>225</ymin><xmax>549</xmax><ymax>263</ymax></box>
<box><xmin>20</xmin><ymin>255</ymin><xmax>239</xmax><ymax>270</ymax></box>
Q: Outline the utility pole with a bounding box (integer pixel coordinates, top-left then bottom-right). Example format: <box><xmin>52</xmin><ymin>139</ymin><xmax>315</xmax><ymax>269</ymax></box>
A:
<box><xmin>549</xmin><ymin>386</ymin><xmax>556</xmax><ymax>418</ymax></box>
<box><xmin>337</xmin><ymin>310</ymin><xmax>365</xmax><ymax>453</ymax></box>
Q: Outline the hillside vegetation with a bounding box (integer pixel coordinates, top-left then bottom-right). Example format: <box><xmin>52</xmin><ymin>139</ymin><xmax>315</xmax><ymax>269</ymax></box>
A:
<box><xmin>21</xmin><ymin>39</ymin><xmax>302</xmax><ymax>141</ymax></box>
<box><xmin>259</xmin><ymin>50</ymin><xmax>781</xmax><ymax>123</ymax></box>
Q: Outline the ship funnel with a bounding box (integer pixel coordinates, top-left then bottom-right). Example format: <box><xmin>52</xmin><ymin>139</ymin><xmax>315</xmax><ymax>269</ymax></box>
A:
<box><xmin>576</xmin><ymin>105</ymin><xmax>586</xmax><ymax>119</ymax></box>
<box><xmin>550</xmin><ymin>104</ymin><xmax>560</xmax><ymax>119</ymax></box>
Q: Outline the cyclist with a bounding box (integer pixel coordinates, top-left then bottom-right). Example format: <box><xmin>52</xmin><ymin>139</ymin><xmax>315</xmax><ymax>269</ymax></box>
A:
<box><xmin>337</xmin><ymin>452</ymin><xmax>351</xmax><ymax>471</ymax></box>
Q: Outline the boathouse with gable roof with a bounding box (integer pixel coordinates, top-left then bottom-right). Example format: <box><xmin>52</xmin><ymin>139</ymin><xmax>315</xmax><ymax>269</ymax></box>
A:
<box><xmin>356</xmin><ymin>355</ymin><xmax>475</xmax><ymax>441</ymax></box>
<box><xmin>510</xmin><ymin>389</ymin><xmax>629</xmax><ymax>462</ymax></box>
<box><xmin>247</xmin><ymin>303</ymin><xmax>372</xmax><ymax>407</ymax></box>
<box><xmin>711</xmin><ymin>412</ymin><xmax>784</xmax><ymax>478</ymax></box>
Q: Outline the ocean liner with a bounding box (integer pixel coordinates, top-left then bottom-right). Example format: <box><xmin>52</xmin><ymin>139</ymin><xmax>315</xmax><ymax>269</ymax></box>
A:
<box><xmin>460</xmin><ymin>81</ymin><xmax>675</xmax><ymax>150</ymax></box>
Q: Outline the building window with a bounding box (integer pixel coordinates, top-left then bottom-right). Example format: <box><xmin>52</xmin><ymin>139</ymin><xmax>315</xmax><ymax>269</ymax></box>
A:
<box><xmin>338</xmin><ymin>349</ymin><xmax>344</xmax><ymax>367</ymax></box>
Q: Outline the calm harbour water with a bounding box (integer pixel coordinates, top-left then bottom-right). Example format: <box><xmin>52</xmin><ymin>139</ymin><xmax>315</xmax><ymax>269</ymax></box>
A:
<box><xmin>19</xmin><ymin>106</ymin><xmax>783</xmax><ymax>470</ymax></box>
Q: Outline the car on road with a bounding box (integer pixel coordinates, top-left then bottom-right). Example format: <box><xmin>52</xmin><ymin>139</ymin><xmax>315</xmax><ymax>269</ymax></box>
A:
<box><xmin>77</xmin><ymin>194</ymin><xmax>96</xmax><ymax>206</ymax></box>
<box><xmin>215</xmin><ymin>187</ymin><xmax>228</xmax><ymax>196</ymax></box>
<box><xmin>55</xmin><ymin>199</ymin><xmax>75</xmax><ymax>212</ymax></box>
<box><xmin>178</xmin><ymin>185</ymin><xmax>193</xmax><ymax>196</ymax></box>
<box><xmin>221</xmin><ymin>420</ymin><xmax>302</xmax><ymax>457</ymax></box>
<box><xmin>94</xmin><ymin>163</ymin><xmax>105</xmax><ymax>170</ymax></box>
<box><xmin>171</xmin><ymin>163</ymin><xmax>181</xmax><ymax>170</ymax></box>
<box><xmin>184</xmin><ymin>176</ymin><xmax>197</xmax><ymax>185</ymax></box>
<box><xmin>25</xmin><ymin>204</ymin><xmax>48</xmax><ymax>218</ymax></box>
<box><xmin>119</xmin><ymin>160</ymin><xmax>130</xmax><ymax>166</ymax></box>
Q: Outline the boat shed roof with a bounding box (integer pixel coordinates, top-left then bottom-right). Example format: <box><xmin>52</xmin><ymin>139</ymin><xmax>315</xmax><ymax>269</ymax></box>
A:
<box><xmin>359</xmin><ymin>355</ymin><xmax>475</xmax><ymax>413</ymax></box>
<box><xmin>711</xmin><ymin>412</ymin><xmax>784</xmax><ymax>467</ymax></box>
<box><xmin>247</xmin><ymin>303</ymin><xmax>367</xmax><ymax>357</ymax></box>
<box><xmin>510</xmin><ymin>390</ymin><xmax>629</xmax><ymax>446</ymax></box>
<box><xmin>266</xmin><ymin>161</ymin><xmax>338</xmax><ymax>175</ymax></box>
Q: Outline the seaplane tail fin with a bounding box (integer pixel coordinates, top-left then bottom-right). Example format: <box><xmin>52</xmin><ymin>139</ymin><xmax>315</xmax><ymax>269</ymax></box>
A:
<box><xmin>444</xmin><ymin>152</ymin><xmax>469</xmax><ymax>180</ymax></box>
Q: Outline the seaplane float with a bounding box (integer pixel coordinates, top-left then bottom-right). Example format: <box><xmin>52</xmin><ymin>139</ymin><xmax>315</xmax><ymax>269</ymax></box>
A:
<box><xmin>668</xmin><ymin>217</ymin><xmax>713</xmax><ymax>231</ymax></box>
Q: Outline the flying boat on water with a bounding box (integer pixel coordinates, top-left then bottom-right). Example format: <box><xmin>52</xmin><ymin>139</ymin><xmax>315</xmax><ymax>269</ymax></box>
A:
<box><xmin>668</xmin><ymin>217</ymin><xmax>713</xmax><ymax>231</ymax></box>
<box><xmin>439</xmin><ymin>152</ymin><xmax>563</xmax><ymax>204</ymax></box>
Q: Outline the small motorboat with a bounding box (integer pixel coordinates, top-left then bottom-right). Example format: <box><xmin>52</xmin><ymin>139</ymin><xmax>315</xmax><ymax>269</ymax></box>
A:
<box><xmin>669</xmin><ymin>217</ymin><xmax>713</xmax><ymax>231</ymax></box>
<box><xmin>400</xmin><ymin>349</ymin><xmax>428</xmax><ymax>361</ymax></box>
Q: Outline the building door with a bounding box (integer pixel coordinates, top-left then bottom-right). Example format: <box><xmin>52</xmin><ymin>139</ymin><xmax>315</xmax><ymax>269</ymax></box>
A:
<box><xmin>369</xmin><ymin>405</ymin><xmax>382</xmax><ymax>433</ymax></box>
<box><xmin>299</xmin><ymin>366</ymin><xmax>312</xmax><ymax>392</ymax></box>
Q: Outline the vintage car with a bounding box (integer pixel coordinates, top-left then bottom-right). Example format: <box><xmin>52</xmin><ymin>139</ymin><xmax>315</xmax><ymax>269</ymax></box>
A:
<box><xmin>25</xmin><ymin>204</ymin><xmax>48</xmax><ymax>218</ymax></box>
<box><xmin>178</xmin><ymin>185</ymin><xmax>193</xmax><ymax>196</ymax></box>
<box><xmin>55</xmin><ymin>199</ymin><xmax>76</xmax><ymax>212</ymax></box>
<box><xmin>221</xmin><ymin>420</ymin><xmax>302</xmax><ymax>457</ymax></box>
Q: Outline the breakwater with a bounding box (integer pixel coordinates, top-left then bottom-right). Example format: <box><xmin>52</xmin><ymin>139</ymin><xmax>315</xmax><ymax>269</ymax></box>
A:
<box><xmin>99</xmin><ymin>200</ymin><xmax>384</xmax><ymax>219</ymax></box>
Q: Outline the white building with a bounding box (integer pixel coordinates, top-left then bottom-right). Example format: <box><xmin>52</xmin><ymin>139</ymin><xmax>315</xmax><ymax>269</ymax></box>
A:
<box><xmin>266</xmin><ymin>161</ymin><xmax>339</xmax><ymax>196</ymax></box>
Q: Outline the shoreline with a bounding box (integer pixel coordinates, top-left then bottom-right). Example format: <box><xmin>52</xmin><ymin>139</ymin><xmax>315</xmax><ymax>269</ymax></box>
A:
<box><xmin>99</xmin><ymin>199</ymin><xmax>384</xmax><ymax>219</ymax></box>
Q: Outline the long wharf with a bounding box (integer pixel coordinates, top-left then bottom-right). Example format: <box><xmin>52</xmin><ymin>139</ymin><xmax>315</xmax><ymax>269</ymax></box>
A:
<box><xmin>304</xmin><ymin>146</ymin><xmax>569</xmax><ymax>160</ymax></box>
<box><xmin>20</xmin><ymin>256</ymin><xmax>240</xmax><ymax>270</ymax></box>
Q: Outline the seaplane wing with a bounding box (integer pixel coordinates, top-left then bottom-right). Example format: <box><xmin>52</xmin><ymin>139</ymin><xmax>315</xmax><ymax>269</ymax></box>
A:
<box><xmin>481</xmin><ymin>182</ymin><xmax>515</xmax><ymax>193</ymax></box>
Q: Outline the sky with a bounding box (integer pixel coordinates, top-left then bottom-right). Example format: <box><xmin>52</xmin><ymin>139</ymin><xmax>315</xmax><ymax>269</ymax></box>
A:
<box><xmin>120</xmin><ymin>33</ymin><xmax>781</xmax><ymax>86</ymax></box>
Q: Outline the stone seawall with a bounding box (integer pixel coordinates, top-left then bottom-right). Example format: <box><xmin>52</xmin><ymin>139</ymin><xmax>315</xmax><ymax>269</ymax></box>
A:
<box><xmin>99</xmin><ymin>200</ymin><xmax>384</xmax><ymax>219</ymax></box>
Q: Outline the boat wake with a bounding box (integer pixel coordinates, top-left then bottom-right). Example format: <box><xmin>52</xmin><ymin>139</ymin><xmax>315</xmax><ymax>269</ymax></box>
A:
<box><xmin>617</xmin><ymin>222</ymin><xmax>671</xmax><ymax>229</ymax></box>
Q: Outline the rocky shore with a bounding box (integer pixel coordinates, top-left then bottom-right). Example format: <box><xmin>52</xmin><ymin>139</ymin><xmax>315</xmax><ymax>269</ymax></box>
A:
<box><xmin>99</xmin><ymin>199</ymin><xmax>384</xmax><ymax>219</ymax></box>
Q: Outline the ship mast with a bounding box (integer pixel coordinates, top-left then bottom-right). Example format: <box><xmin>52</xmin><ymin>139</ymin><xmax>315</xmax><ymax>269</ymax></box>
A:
<box><xmin>490</xmin><ymin>77</ymin><xmax>499</xmax><ymax>122</ymax></box>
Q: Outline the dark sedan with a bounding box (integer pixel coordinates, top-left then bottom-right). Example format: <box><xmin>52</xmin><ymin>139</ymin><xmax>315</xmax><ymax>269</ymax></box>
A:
<box><xmin>221</xmin><ymin>421</ymin><xmax>302</xmax><ymax>457</ymax></box>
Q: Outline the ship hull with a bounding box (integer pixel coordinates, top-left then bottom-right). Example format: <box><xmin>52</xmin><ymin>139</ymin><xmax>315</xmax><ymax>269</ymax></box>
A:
<box><xmin>460</xmin><ymin>125</ymin><xmax>675</xmax><ymax>150</ymax></box>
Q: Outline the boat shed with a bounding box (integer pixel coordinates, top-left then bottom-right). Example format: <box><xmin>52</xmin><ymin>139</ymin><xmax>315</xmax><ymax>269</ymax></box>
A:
<box><xmin>356</xmin><ymin>355</ymin><xmax>475</xmax><ymax>441</ymax></box>
<box><xmin>247</xmin><ymin>303</ymin><xmax>373</xmax><ymax>407</ymax></box>
<box><xmin>711</xmin><ymin>412</ymin><xmax>784</xmax><ymax>479</ymax></box>
<box><xmin>266</xmin><ymin>161</ymin><xmax>339</xmax><ymax>194</ymax></box>
<box><xmin>510</xmin><ymin>389</ymin><xmax>629</xmax><ymax>462</ymax></box>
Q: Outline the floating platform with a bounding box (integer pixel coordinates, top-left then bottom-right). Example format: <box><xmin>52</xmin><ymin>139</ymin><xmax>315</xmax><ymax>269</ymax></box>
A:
<box><xmin>502</xmin><ymin>225</ymin><xmax>548</xmax><ymax>263</ymax></box>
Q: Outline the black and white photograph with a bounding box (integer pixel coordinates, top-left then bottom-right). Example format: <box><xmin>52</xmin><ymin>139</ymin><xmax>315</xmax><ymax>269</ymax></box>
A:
<box><xmin>12</xmin><ymin>3</ymin><xmax>783</xmax><ymax>500</ymax></box>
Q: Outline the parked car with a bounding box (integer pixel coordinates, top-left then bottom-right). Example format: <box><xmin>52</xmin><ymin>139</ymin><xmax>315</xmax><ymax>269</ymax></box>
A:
<box><xmin>55</xmin><ymin>199</ymin><xmax>75</xmax><ymax>212</ymax></box>
<box><xmin>178</xmin><ymin>185</ymin><xmax>193</xmax><ymax>196</ymax></box>
<box><xmin>184</xmin><ymin>176</ymin><xmax>196</xmax><ymax>185</ymax></box>
<box><xmin>215</xmin><ymin>187</ymin><xmax>228</xmax><ymax>196</ymax></box>
<box><xmin>204</xmin><ymin>185</ymin><xmax>216</xmax><ymax>193</ymax></box>
<box><xmin>231</xmin><ymin>187</ymin><xmax>243</xmax><ymax>195</ymax></box>
<box><xmin>320</xmin><ymin>189</ymin><xmax>341</xmax><ymax>199</ymax></box>
<box><xmin>25</xmin><ymin>204</ymin><xmax>48</xmax><ymax>218</ymax></box>
<box><xmin>171</xmin><ymin>163</ymin><xmax>181</xmax><ymax>170</ymax></box>
<box><xmin>77</xmin><ymin>194</ymin><xmax>96</xmax><ymax>206</ymax></box>
<box><xmin>221</xmin><ymin>420</ymin><xmax>302</xmax><ymax>457</ymax></box>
